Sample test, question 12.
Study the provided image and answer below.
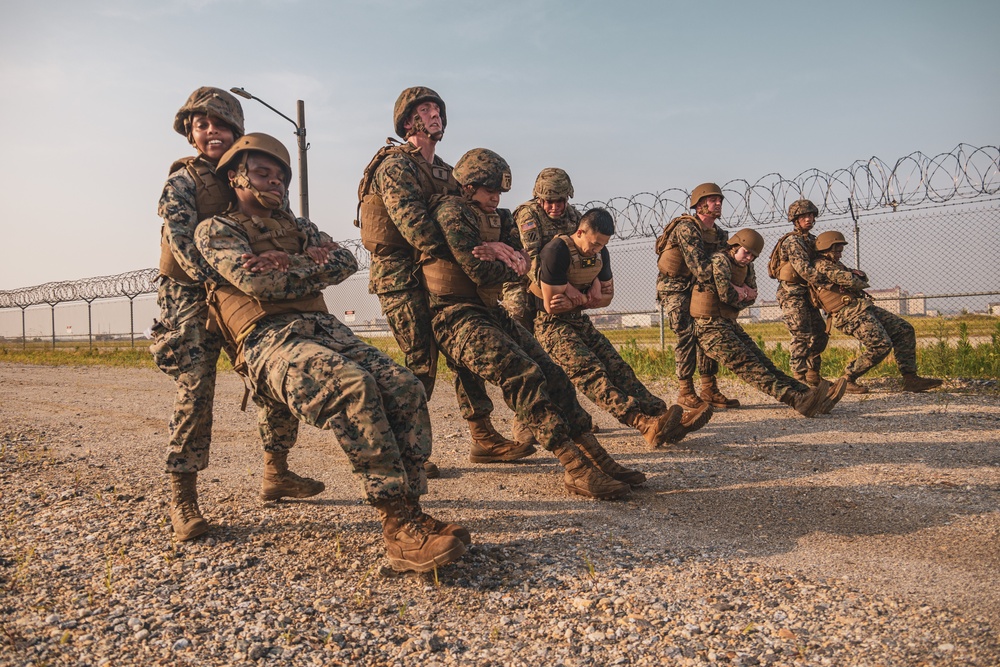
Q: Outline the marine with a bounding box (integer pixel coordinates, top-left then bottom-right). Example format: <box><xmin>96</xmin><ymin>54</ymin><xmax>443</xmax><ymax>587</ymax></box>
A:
<box><xmin>810</xmin><ymin>231</ymin><xmax>944</xmax><ymax>394</ymax></box>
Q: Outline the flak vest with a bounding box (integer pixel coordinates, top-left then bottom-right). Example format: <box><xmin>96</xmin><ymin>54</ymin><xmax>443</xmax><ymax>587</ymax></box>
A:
<box><xmin>422</xmin><ymin>203</ymin><xmax>504</xmax><ymax>307</ymax></box>
<box><xmin>655</xmin><ymin>215</ymin><xmax>721</xmax><ymax>278</ymax></box>
<box><xmin>690</xmin><ymin>256</ymin><xmax>747</xmax><ymax>321</ymax></box>
<box><xmin>808</xmin><ymin>259</ymin><xmax>867</xmax><ymax>315</ymax></box>
<box><xmin>528</xmin><ymin>234</ymin><xmax>603</xmax><ymax>314</ymax></box>
<box><xmin>767</xmin><ymin>231</ymin><xmax>813</xmax><ymax>283</ymax></box>
<box><xmin>355</xmin><ymin>143</ymin><xmax>459</xmax><ymax>254</ymax></box>
<box><xmin>159</xmin><ymin>156</ymin><xmax>235</xmax><ymax>282</ymax></box>
<box><xmin>205</xmin><ymin>210</ymin><xmax>328</xmax><ymax>358</ymax></box>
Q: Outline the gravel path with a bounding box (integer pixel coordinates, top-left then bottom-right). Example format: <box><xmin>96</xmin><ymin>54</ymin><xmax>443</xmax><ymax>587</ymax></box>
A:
<box><xmin>1</xmin><ymin>363</ymin><xmax>998</xmax><ymax>666</ymax></box>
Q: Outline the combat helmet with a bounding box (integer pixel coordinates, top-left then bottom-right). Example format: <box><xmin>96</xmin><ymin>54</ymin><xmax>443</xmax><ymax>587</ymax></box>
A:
<box><xmin>728</xmin><ymin>229</ymin><xmax>765</xmax><ymax>257</ymax></box>
<box><xmin>216</xmin><ymin>133</ymin><xmax>292</xmax><ymax>183</ymax></box>
<box><xmin>788</xmin><ymin>198</ymin><xmax>819</xmax><ymax>222</ymax></box>
<box><xmin>393</xmin><ymin>86</ymin><xmax>447</xmax><ymax>138</ymax></box>
<box><xmin>690</xmin><ymin>182</ymin><xmax>724</xmax><ymax>208</ymax></box>
<box><xmin>533</xmin><ymin>168</ymin><xmax>574</xmax><ymax>200</ymax></box>
<box><xmin>173</xmin><ymin>87</ymin><xmax>245</xmax><ymax>140</ymax></box>
<box><xmin>454</xmin><ymin>148</ymin><xmax>512</xmax><ymax>192</ymax></box>
<box><xmin>815</xmin><ymin>230</ymin><xmax>848</xmax><ymax>252</ymax></box>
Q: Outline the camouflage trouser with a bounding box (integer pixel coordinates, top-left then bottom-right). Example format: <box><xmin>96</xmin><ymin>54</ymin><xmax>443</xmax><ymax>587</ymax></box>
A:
<box><xmin>777</xmin><ymin>286</ymin><xmax>829</xmax><ymax>378</ymax></box>
<box><xmin>836</xmin><ymin>305</ymin><xmax>917</xmax><ymax>379</ymax></box>
<box><xmin>431</xmin><ymin>300</ymin><xmax>593</xmax><ymax>452</ymax></box>
<box><xmin>244</xmin><ymin>313</ymin><xmax>431</xmax><ymax>503</ymax></box>
<box><xmin>534</xmin><ymin>311</ymin><xmax>666</xmax><ymax>423</ymax></box>
<box><xmin>500</xmin><ymin>279</ymin><xmax>536</xmax><ymax>332</ymax></box>
<box><xmin>694</xmin><ymin>317</ymin><xmax>807</xmax><ymax>401</ymax></box>
<box><xmin>150</xmin><ymin>279</ymin><xmax>223</xmax><ymax>474</ymax></box>
<box><xmin>379</xmin><ymin>289</ymin><xmax>494</xmax><ymax>420</ymax></box>
<box><xmin>659</xmin><ymin>290</ymin><xmax>719</xmax><ymax>380</ymax></box>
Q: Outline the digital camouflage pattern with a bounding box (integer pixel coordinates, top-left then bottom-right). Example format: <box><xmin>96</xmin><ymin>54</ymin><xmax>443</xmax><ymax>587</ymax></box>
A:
<box><xmin>532</xmin><ymin>167</ymin><xmax>574</xmax><ymax>200</ymax></box>
<box><xmin>195</xmin><ymin>214</ymin><xmax>432</xmax><ymax>503</ymax></box>
<box><xmin>813</xmin><ymin>257</ymin><xmax>919</xmax><ymax>378</ymax></box>
<box><xmin>429</xmin><ymin>197</ymin><xmax>593</xmax><ymax>451</ymax></box>
<box><xmin>501</xmin><ymin>200</ymin><xmax>581</xmax><ymax>326</ymax></box>
<box><xmin>656</xmin><ymin>216</ymin><xmax>728</xmax><ymax>380</ymax></box>
<box><xmin>787</xmin><ymin>198</ymin><xmax>819</xmax><ymax>222</ymax></box>
<box><xmin>694</xmin><ymin>253</ymin><xmax>809</xmax><ymax>400</ymax></box>
<box><xmin>452</xmin><ymin>148</ymin><xmax>512</xmax><ymax>191</ymax></box>
<box><xmin>534</xmin><ymin>311</ymin><xmax>667</xmax><ymax>423</ymax></box>
<box><xmin>775</xmin><ymin>230</ymin><xmax>829</xmax><ymax>377</ymax></box>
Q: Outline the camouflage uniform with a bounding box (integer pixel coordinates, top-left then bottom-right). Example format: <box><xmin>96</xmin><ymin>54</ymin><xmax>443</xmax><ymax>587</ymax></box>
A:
<box><xmin>369</xmin><ymin>150</ymin><xmax>495</xmax><ymax>421</ymax></box>
<box><xmin>774</xmin><ymin>230</ymin><xmax>829</xmax><ymax>378</ymax></box>
<box><xmin>195</xmin><ymin>214</ymin><xmax>431</xmax><ymax>502</ymax></box>
<box><xmin>812</xmin><ymin>258</ymin><xmax>918</xmax><ymax>379</ymax></box>
<box><xmin>501</xmin><ymin>200</ymin><xmax>581</xmax><ymax>330</ymax></box>
<box><xmin>533</xmin><ymin>240</ymin><xmax>666</xmax><ymax>425</ymax></box>
<box><xmin>655</xmin><ymin>216</ymin><xmax>728</xmax><ymax>380</ymax></box>
<box><xmin>153</xmin><ymin>163</ymin><xmax>330</xmax><ymax>474</ymax></box>
<box><xmin>694</xmin><ymin>253</ymin><xmax>810</xmax><ymax>401</ymax></box>
<box><xmin>428</xmin><ymin>198</ymin><xmax>593</xmax><ymax>451</ymax></box>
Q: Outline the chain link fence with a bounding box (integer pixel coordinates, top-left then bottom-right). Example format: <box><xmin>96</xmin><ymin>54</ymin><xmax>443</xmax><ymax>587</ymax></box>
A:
<box><xmin>2</xmin><ymin>146</ymin><xmax>998</xmax><ymax>351</ymax></box>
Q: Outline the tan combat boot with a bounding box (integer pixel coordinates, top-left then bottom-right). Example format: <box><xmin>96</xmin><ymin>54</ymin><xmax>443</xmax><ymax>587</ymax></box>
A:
<box><xmin>700</xmin><ymin>376</ymin><xmax>740</xmax><ymax>409</ymax></box>
<box><xmin>406</xmin><ymin>496</ymin><xmax>472</xmax><ymax>546</ymax></box>
<box><xmin>843</xmin><ymin>374</ymin><xmax>869</xmax><ymax>394</ymax></box>
<box><xmin>468</xmin><ymin>418</ymin><xmax>536</xmax><ymax>463</ymax></box>
<box><xmin>169</xmin><ymin>472</ymin><xmax>208</xmax><ymax>542</ymax></box>
<box><xmin>675</xmin><ymin>377</ymin><xmax>704</xmax><ymax>409</ymax></box>
<box><xmin>680</xmin><ymin>401</ymin><xmax>714</xmax><ymax>435</ymax></box>
<box><xmin>573</xmin><ymin>432</ymin><xmax>646</xmax><ymax>486</ymax></box>
<box><xmin>805</xmin><ymin>369</ymin><xmax>823</xmax><ymax>387</ymax></box>
<box><xmin>553</xmin><ymin>441</ymin><xmax>631</xmax><ymax>500</ymax></box>
<box><xmin>902</xmin><ymin>373</ymin><xmax>943</xmax><ymax>392</ymax></box>
<box><xmin>629</xmin><ymin>406</ymin><xmax>686</xmax><ymax>448</ymax></box>
<box><xmin>375</xmin><ymin>498</ymin><xmax>466</xmax><ymax>573</ymax></box>
<box><xmin>423</xmin><ymin>460</ymin><xmax>441</xmax><ymax>479</ymax></box>
<box><xmin>261</xmin><ymin>451</ymin><xmax>325</xmax><ymax>501</ymax></box>
<box><xmin>818</xmin><ymin>376</ymin><xmax>848</xmax><ymax>414</ymax></box>
<box><xmin>781</xmin><ymin>379</ymin><xmax>832</xmax><ymax>418</ymax></box>
<box><xmin>511</xmin><ymin>418</ymin><xmax>539</xmax><ymax>447</ymax></box>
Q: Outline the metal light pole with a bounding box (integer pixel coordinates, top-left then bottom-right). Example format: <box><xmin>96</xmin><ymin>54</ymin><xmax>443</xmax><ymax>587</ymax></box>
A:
<box><xmin>230</xmin><ymin>87</ymin><xmax>310</xmax><ymax>220</ymax></box>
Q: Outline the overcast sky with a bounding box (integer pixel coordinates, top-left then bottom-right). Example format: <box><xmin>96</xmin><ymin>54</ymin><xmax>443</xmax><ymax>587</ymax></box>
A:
<box><xmin>1</xmin><ymin>0</ymin><xmax>997</xmax><ymax>290</ymax></box>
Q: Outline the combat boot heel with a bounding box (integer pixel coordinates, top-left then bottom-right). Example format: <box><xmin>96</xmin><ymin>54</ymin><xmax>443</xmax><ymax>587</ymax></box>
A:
<box><xmin>170</xmin><ymin>472</ymin><xmax>208</xmax><ymax>542</ymax></box>
<box><xmin>781</xmin><ymin>379</ymin><xmax>831</xmax><ymax>418</ymax></box>
<box><xmin>261</xmin><ymin>451</ymin><xmax>325</xmax><ymax>501</ymax></box>
<box><xmin>573</xmin><ymin>432</ymin><xmax>646</xmax><ymax>487</ymax></box>
<box><xmin>375</xmin><ymin>498</ymin><xmax>466</xmax><ymax>573</ymax></box>
<box><xmin>553</xmin><ymin>441</ymin><xmax>630</xmax><ymax>500</ymax></box>
<box><xmin>468</xmin><ymin>418</ymin><xmax>536</xmax><ymax>463</ymax></box>
<box><xmin>902</xmin><ymin>373</ymin><xmax>943</xmax><ymax>392</ymax></box>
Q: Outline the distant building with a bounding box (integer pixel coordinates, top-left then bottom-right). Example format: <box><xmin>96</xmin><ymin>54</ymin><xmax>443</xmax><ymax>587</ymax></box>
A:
<box><xmin>590</xmin><ymin>313</ymin><xmax>624</xmax><ymax>329</ymax></box>
<box><xmin>988</xmin><ymin>303</ymin><xmax>1000</xmax><ymax>316</ymax></box>
<box><xmin>757</xmin><ymin>300</ymin><xmax>782</xmax><ymax>322</ymax></box>
<box><xmin>621</xmin><ymin>313</ymin><xmax>657</xmax><ymax>328</ymax></box>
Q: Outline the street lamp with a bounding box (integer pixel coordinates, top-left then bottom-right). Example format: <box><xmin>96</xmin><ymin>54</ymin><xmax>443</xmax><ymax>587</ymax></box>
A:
<box><xmin>230</xmin><ymin>87</ymin><xmax>311</xmax><ymax>220</ymax></box>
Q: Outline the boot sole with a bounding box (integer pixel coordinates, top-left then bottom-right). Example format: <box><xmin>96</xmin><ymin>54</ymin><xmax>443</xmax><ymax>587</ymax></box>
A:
<box><xmin>681</xmin><ymin>405</ymin><xmax>714</xmax><ymax>434</ymax></box>
<box><xmin>260</xmin><ymin>482</ymin><xmax>326</xmax><ymax>501</ymax></box>
<box><xmin>564</xmin><ymin>481</ymin><xmax>631</xmax><ymax>500</ymax></box>
<box><xmin>819</xmin><ymin>378</ymin><xmax>849</xmax><ymax>414</ymax></box>
<box><xmin>469</xmin><ymin>444</ymin><xmax>537</xmax><ymax>463</ymax></box>
<box><xmin>172</xmin><ymin>520</ymin><xmax>209</xmax><ymax>542</ymax></box>
<box><xmin>386</xmin><ymin>541</ymin><xmax>467</xmax><ymax>573</ymax></box>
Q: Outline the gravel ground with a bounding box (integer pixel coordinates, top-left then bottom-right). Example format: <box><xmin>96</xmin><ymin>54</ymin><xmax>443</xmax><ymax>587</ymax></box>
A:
<box><xmin>1</xmin><ymin>362</ymin><xmax>998</xmax><ymax>666</ymax></box>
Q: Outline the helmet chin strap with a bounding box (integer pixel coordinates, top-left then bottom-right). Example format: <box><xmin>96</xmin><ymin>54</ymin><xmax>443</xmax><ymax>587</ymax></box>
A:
<box><xmin>230</xmin><ymin>161</ymin><xmax>284</xmax><ymax>210</ymax></box>
<box><xmin>410</xmin><ymin>116</ymin><xmax>444</xmax><ymax>142</ymax></box>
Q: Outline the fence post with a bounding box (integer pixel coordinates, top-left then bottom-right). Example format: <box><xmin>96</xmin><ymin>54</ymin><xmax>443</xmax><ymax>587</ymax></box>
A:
<box><xmin>848</xmin><ymin>198</ymin><xmax>861</xmax><ymax>270</ymax></box>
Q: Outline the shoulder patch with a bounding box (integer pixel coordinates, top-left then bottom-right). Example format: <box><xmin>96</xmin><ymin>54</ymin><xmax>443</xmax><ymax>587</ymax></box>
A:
<box><xmin>519</xmin><ymin>219</ymin><xmax>537</xmax><ymax>231</ymax></box>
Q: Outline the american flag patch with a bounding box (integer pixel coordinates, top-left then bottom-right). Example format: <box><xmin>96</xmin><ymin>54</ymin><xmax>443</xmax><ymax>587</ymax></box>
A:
<box><xmin>520</xmin><ymin>220</ymin><xmax>537</xmax><ymax>231</ymax></box>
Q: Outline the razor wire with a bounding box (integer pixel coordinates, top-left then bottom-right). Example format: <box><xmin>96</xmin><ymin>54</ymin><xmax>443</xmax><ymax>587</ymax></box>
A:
<box><xmin>579</xmin><ymin>143</ymin><xmax>1000</xmax><ymax>239</ymax></box>
<box><xmin>0</xmin><ymin>269</ymin><xmax>159</xmax><ymax>310</ymax></box>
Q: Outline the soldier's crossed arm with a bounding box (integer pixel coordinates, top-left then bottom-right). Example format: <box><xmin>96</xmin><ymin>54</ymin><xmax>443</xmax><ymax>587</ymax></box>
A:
<box><xmin>785</xmin><ymin>235</ymin><xmax>823</xmax><ymax>285</ymax></box>
<box><xmin>436</xmin><ymin>202</ymin><xmax>520</xmax><ymax>287</ymax></box>
<box><xmin>375</xmin><ymin>155</ymin><xmax>450</xmax><ymax>259</ymax></box>
<box><xmin>676</xmin><ymin>221</ymin><xmax>714</xmax><ymax>284</ymax></box>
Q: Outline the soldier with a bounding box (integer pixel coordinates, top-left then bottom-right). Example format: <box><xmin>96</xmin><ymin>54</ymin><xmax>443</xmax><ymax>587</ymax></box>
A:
<box><xmin>655</xmin><ymin>183</ymin><xmax>740</xmax><ymax>411</ymax></box>
<box><xmin>532</xmin><ymin>207</ymin><xmax>710</xmax><ymax>448</ymax></box>
<box><xmin>767</xmin><ymin>199</ymin><xmax>830</xmax><ymax>386</ymax></box>
<box><xmin>357</xmin><ymin>86</ymin><xmax>529</xmax><ymax>470</ymax></box>
<box><xmin>153</xmin><ymin>88</ymin><xmax>324</xmax><ymax>542</ymax></box>
<box><xmin>502</xmin><ymin>167</ymin><xmax>582</xmax><ymax>332</ymax></box>
<box><xmin>194</xmin><ymin>133</ymin><xmax>467</xmax><ymax>573</ymax></box>
<box><xmin>810</xmin><ymin>232</ymin><xmax>944</xmax><ymax>393</ymax></box>
<box><xmin>692</xmin><ymin>230</ymin><xmax>848</xmax><ymax>417</ymax></box>
<box><xmin>426</xmin><ymin>148</ymin><xmax>645</xmax><ymax>499</ymax></box>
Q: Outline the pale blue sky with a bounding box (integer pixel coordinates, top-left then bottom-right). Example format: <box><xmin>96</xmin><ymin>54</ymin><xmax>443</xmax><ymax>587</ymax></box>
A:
<box><xmin>1</xmin><ymin>0</ymin><xmax>997</xmax><ymax>289</ymax></box>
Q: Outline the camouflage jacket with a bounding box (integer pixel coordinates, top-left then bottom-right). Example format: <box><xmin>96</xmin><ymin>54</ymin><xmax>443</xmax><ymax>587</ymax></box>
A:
<box><xmin>159</xmin><ymin>159</ymin><xmax>332</xmax><ymax>286</ymax></box>
<box><xmin>513</xmin><ymin>200</ymin><xmax>581</xmax><ymax>283</ymax></box>
<box><xmin>429</xmin><ymin>197</ymin><xmax>523</xmax><ymax>304</ymax></box>
<box><xmin>369</xmin><ymin>150</ymin><xmax>459</xmax><ymax>294</ymax></box>
<box><xmin>656</xmin><ymin>216</ymin><xmax>729</xmax><ymax>294</ymax></box>
<box><xmin>194</xmin><ymin>213</ymin><xmax>358</xmax><ymax>302</ymax></box>
<box><xmin>776</xmin><ymin>230</ymin><xmax>823</xmax><ymax>296</ymax></box>
<box><xmin>707</xmin><ymin>253</ymin><xmax>758</xmax><ymax>311</ymax></box>
<box><xmin>812</xmin><ymin>257</ymin><xmax>871</xmax><ymax>324</ymax></box>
